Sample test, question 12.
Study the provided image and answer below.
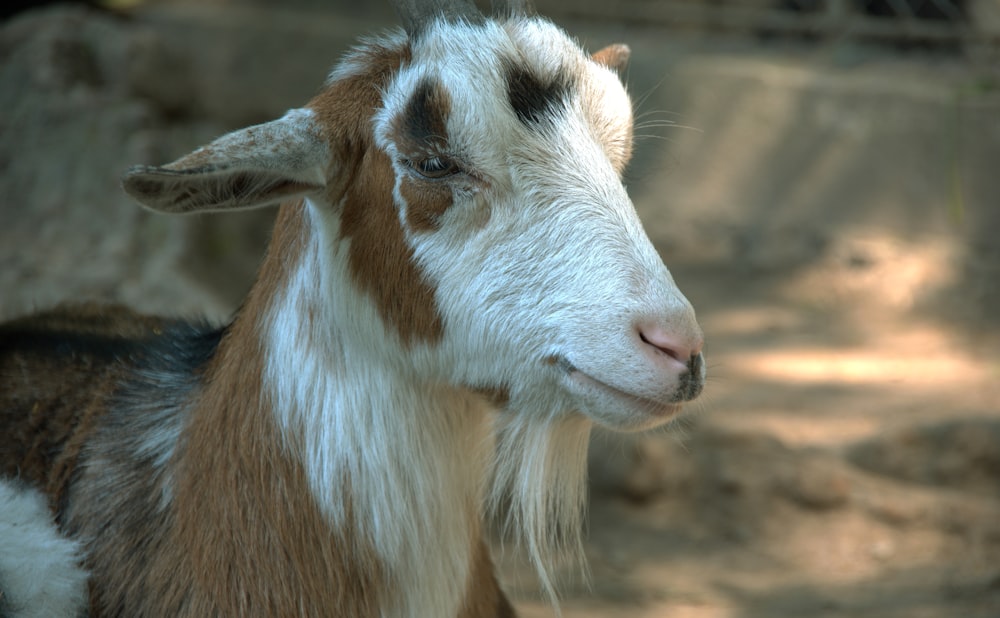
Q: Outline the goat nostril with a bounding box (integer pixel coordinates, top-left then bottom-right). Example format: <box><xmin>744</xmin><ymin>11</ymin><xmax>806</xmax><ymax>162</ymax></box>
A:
<box><xmin>640</xmin><ymin>331</ymin><xmax>679</xmax><ymax>361</ymax></box>
<box><xmin>638</xmin><ymin>327</ymin><xmax>694</xmax><ymax>364</ymax></box>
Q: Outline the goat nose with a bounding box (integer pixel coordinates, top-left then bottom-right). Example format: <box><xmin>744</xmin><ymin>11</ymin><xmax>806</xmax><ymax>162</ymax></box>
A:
<box><xmin>637</xmin><ymin>323</ymin><xmax>703</xmax><ymax>366</ymax></box>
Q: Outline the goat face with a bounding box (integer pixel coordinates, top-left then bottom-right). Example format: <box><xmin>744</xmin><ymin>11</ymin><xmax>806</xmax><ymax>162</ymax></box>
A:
<box><xmin>374</xmin><ymin>19</ymin><xmax>704</xmax><ymax>431</ymax></box>
<box><xmin>122</xmin><ymin>17</ymin><xmax>704</xmax><ymax>433</ymax></box>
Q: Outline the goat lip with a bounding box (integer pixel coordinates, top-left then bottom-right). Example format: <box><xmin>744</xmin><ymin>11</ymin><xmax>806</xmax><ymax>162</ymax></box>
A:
<box><xmin>556</xmin><ymin>359</ymin><xmax>682</xmax><ymax>419</ymax></box>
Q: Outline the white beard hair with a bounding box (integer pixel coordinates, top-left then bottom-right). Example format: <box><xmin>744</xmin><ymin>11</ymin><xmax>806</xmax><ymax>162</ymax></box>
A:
<box><xmin>488</xmin><ymin>411</ymin><xmax>593</xmax><ymax>610</ymax></box>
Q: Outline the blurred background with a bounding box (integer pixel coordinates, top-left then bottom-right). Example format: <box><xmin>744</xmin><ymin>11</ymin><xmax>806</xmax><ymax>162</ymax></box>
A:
<box><xmin>1</xmin><ymin>0</ymin><xmax>998</xmax><ymax>615</ymax></box>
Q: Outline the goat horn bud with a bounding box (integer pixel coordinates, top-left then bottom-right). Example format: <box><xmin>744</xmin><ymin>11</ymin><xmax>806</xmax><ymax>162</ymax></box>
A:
<box><xmin>391</xmin><ymin>0</ymin><xmax>484</xmax><ymax>35</ymax></box>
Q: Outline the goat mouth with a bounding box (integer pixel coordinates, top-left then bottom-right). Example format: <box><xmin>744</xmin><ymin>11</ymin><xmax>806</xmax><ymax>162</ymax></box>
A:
<box><xmin>551</xmin><ymin>355</ymin><xmax>683</xmax><ymax>419</ymax></box>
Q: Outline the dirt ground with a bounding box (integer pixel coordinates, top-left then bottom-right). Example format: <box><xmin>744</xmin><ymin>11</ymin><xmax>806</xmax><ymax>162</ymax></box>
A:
<box><xmin>2</xmin><ymin>3</ymin><xmax>999</xmax><ymax>617</ymax></box>
<box><xmin>506</xmin><ymin>260</ymin><xmax>1000</xmax><ymax>617</ymax></box>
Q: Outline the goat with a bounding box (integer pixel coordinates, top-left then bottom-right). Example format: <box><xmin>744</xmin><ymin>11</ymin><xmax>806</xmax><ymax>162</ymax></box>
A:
<box><xmin>0</xmin><ymin>0</ymin><xmax>706</xmax><ymax>616</ymax></box>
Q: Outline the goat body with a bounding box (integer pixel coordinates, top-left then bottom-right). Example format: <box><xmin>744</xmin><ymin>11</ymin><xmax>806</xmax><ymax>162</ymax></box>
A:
<box><xmin>0</xmin><ymin>3</ymin><xmax>705</xmax><ymax>617</ymax></box>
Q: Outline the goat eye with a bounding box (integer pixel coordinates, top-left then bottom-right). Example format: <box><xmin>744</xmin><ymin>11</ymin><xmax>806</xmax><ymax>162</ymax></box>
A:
<box><xmin>412</xmin><ymin>156</ymin><xmax>459</xmax><ymax>179</ymax></box>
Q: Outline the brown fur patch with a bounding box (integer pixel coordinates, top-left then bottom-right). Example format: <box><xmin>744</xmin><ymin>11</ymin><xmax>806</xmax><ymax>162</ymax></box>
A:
<box><xmin>308</xmin><ymin>41</ymin><xmax>445</xmax><ymax>345</ymax></box>
<box><xmin>163</xmin><ymin>204</ymin><xmax>384</xmax><ymax>616</ymax></box>
<box><xmin>401</xmin><ymin>176</ymin><xmax>454</xmax><ymax>231</ymax></box>
<box><xmin>591</xmin><ymin>43</ymin><xmax>630</xmax><ymax>74</ymax></box>
<box><xmin>339</xmin><ymin>147</ymin><xmax>445</xmax><ymax>344</ymax></box>
<box><xmin>390</xmin><ymin>76</ymin><xmax>460</xmax><ymax>232</ymax></box>
<box><xmin>172</xmin><ymin>340</ymin><xmax>383</xmax><ymax>616</ymax></box>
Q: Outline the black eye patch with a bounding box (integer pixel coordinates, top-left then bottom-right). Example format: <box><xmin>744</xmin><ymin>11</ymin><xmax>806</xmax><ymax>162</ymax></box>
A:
<box><xmin>397</xmin><ymin>76</ymin><xmax>452</xmax><ymax>152</ymax></box>
<box><xmin>503</xmin><ymin>60</ymin><xmax>572</xmax><ymax>128</ymax></box>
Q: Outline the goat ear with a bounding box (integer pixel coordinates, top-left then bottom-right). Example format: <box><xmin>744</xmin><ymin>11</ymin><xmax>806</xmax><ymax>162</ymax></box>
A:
<box><xmin>591</xmin><ymin>43</ymin><xmax>630</xmax><ymax>75</ymax></box>
<box><xmin>122</xmin><ymin>109</ymin><xmax>330</xmax><ymax>214</ymax></box>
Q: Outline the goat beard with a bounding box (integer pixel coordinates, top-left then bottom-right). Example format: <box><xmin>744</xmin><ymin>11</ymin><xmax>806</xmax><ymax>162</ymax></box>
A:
<box><xmin>488</xmin><ymin>411</ymin><xmax>593</xmax><ymax>607</ymax></box>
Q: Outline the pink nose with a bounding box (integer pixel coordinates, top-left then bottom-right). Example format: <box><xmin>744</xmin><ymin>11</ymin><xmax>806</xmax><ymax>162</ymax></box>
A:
<box><xmin>637</xmin><ymin>324</ymin><xmax>703</xmax><ymax>365</ymax></box>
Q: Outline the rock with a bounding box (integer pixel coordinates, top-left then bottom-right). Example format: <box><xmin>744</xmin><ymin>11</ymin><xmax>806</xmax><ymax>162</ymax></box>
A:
<box><xmin>0</xmin><ymin>5</ymin><xmax>274</xmax><ymax>321</ymax></box>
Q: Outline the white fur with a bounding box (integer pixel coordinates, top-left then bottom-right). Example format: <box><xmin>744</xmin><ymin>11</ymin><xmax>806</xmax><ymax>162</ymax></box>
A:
<box><xmin>379</xmin><ymin>19</ymin><xmax>698</xmax><ymax>428</ymax></box>
<box><xmin>490</xmin><ymin>412</ymin><xmax>593</xmax><ymax>605</ymax></box>
<box><xmin>325</xmin><ymin>30</ymin><xmax>409</xmax><ymax>85</ymax></box>
<box><xmin>369</xmin><ymin>18</ymin><xmax>703</xmax><ymax>599</ymax></box>
<box><xmin>266</xmin><ymin>203</ymin><xmax>494</xmax><ymax>618</ymax></box>
<box><xmin>0</xmin><ymin>481</ymin><xmax>88</xmax><ymax>618</ymax></box>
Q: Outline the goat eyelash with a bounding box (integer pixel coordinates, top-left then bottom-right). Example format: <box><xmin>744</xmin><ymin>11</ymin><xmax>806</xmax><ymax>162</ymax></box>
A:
<box><xmin>404</xmin><ymin>155</ymin><xmax>462</xmax><ymax>179</ymax></box>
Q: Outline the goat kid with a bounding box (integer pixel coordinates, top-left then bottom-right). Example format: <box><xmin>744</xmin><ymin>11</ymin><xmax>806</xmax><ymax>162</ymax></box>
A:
<box><xmin>0</xmin><ymin>2</ymin><xmax>705</xmax><ymax>616</ymax></box>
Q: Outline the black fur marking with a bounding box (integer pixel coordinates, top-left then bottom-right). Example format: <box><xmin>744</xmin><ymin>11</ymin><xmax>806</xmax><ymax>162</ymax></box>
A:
<box><xmin>503</xmin><ymin>61</ymin><xmax>572</xmax><ymax>127</ymax></box>
<box><xmin>0</xmin><ymin>324</ymin><xmax>222</xmax><ymax>368</ymax></box>
<box><xmin>58</xmin><ymin>315</ymin><xmax>224</xmax><ymax>613</ymax></box>
<box><xmin>129</xmin><ymin>322</ymin><xmax>224</xmax><ymax>377</ymax></box>
<box><xmin>0</xmin><ymin>305</ymin><xmax>223</xmax><ymax>531</ymax></box>
<box><xmin>0</xmin><ymin>305</ymin><xmax>222</xmax><ymax>368</ymax></box>
<box><xmin>399</xmin><ymin>76</ymin><xmax>450</xmax><ymax>151</ymax></box>
<box><xmin>0</xmin><ymin>317</ymin><xmax>159</xmax><ymax>364</ymax></box>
